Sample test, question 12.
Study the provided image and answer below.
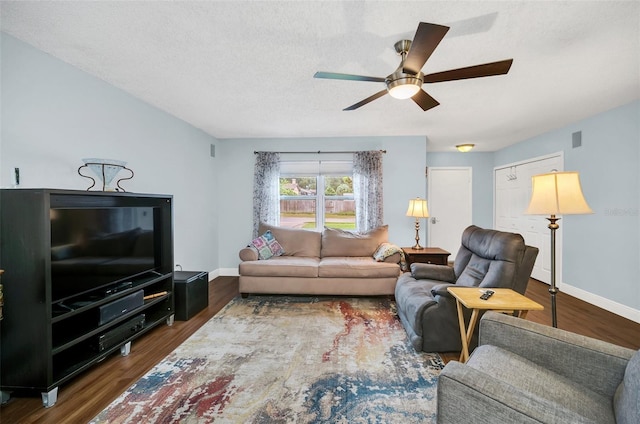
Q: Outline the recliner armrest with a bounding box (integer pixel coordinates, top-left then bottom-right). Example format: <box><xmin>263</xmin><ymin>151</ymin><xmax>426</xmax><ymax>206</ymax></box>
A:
<box><xmin>430</xmin><ymin>283</ymin><xmax>456</xmax><ymax>298</ymax></box>
<box><xmin>438</xmin><ymin>361</ymin><xmax>583</xmax><ymax>424</ymax></box>
<box><xmin>479</xmin><ymin>312</ymin><xmax>635</xmax><ymax>399</ymax></box>
<box><xmin>410</xmin><ymin>263</ymin><xmax>455</xmax><ymax>282</ymax></box>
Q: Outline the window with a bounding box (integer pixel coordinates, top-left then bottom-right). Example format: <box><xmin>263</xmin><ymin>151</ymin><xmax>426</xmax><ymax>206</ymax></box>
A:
<box><xmin>279</xmin><ymin>161</ymin><xmax>355</xmax><ymax>230</ymax></box>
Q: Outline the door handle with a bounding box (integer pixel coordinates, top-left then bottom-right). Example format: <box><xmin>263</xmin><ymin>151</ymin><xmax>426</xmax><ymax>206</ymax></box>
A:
<box><xmin>431</xmin><ymin>217</ymin><xmax>439</xmax><ymax>224</ymax></box>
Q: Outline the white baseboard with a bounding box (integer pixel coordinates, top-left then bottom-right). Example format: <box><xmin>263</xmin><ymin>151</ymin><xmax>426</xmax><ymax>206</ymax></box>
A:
<box><xmin>207</xmin><ymin>269</ymin><xmax>220</xmax><ymax>281</ymax></box>
<box><xmin>217</xmin><ymin>268</ymin><xmax>239</xmax><ymax>277</ymax></box>
<box><xmin>561</xmin><ymin>283</ymin><xmax>640</xmax><ymax>324</ymax></box>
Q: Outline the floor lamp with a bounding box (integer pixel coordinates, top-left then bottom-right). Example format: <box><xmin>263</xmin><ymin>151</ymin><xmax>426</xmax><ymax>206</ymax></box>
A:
<box><xmin>525</xmin><ymin>171</ymin><xmax>592</xmax><ymax>327</ymax></box>
<box><xmin>406</xmin><ymin>198</ymin><xmax>429</xmax><ymax>250</ymax></box>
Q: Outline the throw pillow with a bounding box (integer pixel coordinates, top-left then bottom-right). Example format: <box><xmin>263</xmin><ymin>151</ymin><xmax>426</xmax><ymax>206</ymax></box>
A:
<box><xmin>250</xmin><ymin>230</ymin><xmax>284</xmax><ymax>260</ymax></box>
<box><xmin>373</xmin><ymin>242</ymin><xmax>408</xmax><ymax>270</ymax></box>
<box><xmin>373</xmin><ymin>242</ymin><xmax>400</xmax><ymax>261</ymax></box>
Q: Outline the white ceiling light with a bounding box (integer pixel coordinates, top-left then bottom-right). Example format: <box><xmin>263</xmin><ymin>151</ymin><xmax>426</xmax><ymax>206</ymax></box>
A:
<box><xmin>386</xmin><ymin>73</ymin><xmax>423</xmax><ymax>99</ymax></box>
<box><xmin>456</xmin><ymin>144</ymin><xmax>475</xmax><ymax>152</ymax></box>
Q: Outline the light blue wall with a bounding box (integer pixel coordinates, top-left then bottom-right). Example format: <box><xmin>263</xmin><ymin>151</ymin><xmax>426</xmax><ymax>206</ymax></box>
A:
<box><xmin>426</xmin><ymin>152</ymin><xmax>494</xmax><ymax>229</ymax></box>
<box><xmin>3</xmin><ymin>32</ymin><xmax>637</xmax><ymax>315</ymax></box>
<box><xmin>217</xmin><ymin>136</ymin><xmax>427</xmax><ymax>270</ymax></box>
<box><xmin>422</xmin><ymin>102</ymin><xmax>639</xmax><ymax>313</ymax></box>
<box><xmin>0</xmin><ymin>33</ymin><xmax>220</xmax><ymax>272</ymax></box>
<box><xmin>495</xmin><ymin>101</ymin><xmax>640</xmax><ymax>311</ymax></box>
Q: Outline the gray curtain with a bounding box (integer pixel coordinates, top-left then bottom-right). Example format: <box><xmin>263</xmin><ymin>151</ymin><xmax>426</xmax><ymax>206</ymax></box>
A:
<box><xmin>353</xmin><ymin>151</ymin><xmax>384</xmax><ymax>232</ymax></box>
<box><xmin>253</xmin><ymin>152</ymin><xmax>281</xmax><ymax>237</ymax></box>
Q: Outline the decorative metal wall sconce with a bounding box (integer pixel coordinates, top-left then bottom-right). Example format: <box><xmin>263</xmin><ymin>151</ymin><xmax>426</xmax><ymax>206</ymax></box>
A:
<box><xmin>78</xmin><ymin>158</ymin><xmax>134</xmax><ymax>191</ymax></box>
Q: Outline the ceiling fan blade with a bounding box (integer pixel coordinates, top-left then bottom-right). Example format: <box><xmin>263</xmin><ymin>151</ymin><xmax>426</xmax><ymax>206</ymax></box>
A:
<box><xmin>403</xmin><ymin>22</ymin><xmax>450</xmax><ymax>74</ymax></box>
<box><xmin>411</xmin><ymin>89</ymin><xmax>440</xmax><ymax>111</ymax></box>
<box><xmin>314</xmin><ymin>71</ymin><xmax>385</xmax><ymax>83</ymax></box>
<box><xmin>343</xmin><ymin>89</ymin><xmax>388</xmax><ymax>111</ymax></box>
<box><xmin>423</xmin><ymin>59</ymin><xmax>514</xmax><ymax>83</ymax></box>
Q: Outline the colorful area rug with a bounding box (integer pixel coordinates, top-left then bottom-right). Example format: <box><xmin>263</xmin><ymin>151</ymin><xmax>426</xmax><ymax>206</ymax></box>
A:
<box><xmin>91</xmin><ymin>296</ymin><xmax>444</xmax><ymax>423</ymax></box>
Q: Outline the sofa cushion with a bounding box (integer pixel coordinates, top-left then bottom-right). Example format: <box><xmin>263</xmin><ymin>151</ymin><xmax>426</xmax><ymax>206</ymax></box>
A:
<box><xmin>468</xmin><ymin>345</ymin><xmax>616</xmax><ymax>424</ymax></box>
<box><xmin>453</xmin><ymin>225</ymin><xmax>526</xmax><ymax>285</ymax></box>
<box><xmin>614</xmin><ymin>349</ymin><xmax>640</xmax><ymax>424</ymax></box>
<box><xmin>250</xmin><ymin>230</ymin><xmax>284</xmax><ymax>260</ymax></box>
<box><xmin>455</xmin><ymin>253</ymin><xmax>492</xmax><ymax>287</ymax></box>
<box><xmin>320</xmin><ymin>225</ymin><xmax>388</xmax><ymax>258</ymax></box>
<box><xmin>239</xmin><ymin>256</ymin><xmax>320</xmax><ymax>278</ymax></box>
<box><xmin>259</xmin><ymin>223</ymin><xmax>321</xmax><ymax>257</ymax></box>
<box><xmin>318</xmin><ymin>257</ymin><xmax>400</xmax><ymax>278</ymax></box>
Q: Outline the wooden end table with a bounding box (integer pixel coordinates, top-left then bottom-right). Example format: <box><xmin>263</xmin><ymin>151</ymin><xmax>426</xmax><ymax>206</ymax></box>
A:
<box><xmin>402</xmin><ymin>247</ymin><xmax>450</xmax><ymax>266</ymax></box>
<box><xmin>447</xmin><ymin>287</ymin><xmax>544</xmax><ymax>363</ymax></box>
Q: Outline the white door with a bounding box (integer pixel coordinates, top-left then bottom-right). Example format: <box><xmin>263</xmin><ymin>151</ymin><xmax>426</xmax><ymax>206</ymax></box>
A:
<box><xmin>427</xmin><ymin>167</ymin><xmax>473</xmax><ymax>258</ymax></box>
<box><xmin>494</xmin><ymin>154</ymin><xmax>563</xmax><ymax>284</ymax></box>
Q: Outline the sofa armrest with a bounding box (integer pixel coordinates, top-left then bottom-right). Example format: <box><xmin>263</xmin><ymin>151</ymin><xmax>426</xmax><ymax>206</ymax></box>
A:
<box><xmin>239</xmin><ymin>246</ymin><xmax>259</xmax><ymax>262</ymax></box>
<box><xmin>437</xmin><ymin>361</ymin><xmax>588</xmax><ymax>424</ymax></box>
<box><xmin>479</xmin><ymin>312</ymin><xmax>635</xmax><ymax>398</ymax></box>
<box><xmin>410</xmin><ymin>263</ymin><xmax>455</xmax><ymax>282</ymax></box>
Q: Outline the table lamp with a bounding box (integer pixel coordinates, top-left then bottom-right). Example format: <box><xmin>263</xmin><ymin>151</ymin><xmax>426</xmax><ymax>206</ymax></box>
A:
<box><xmin>525</xmin><ymin>171</ymin><xmax>592</xmax><ymax>327</ymax></box>
<box><xmin>406</xmin><ymin>198</ymin><xmax>429</xmax><ymax>250</ymax></box>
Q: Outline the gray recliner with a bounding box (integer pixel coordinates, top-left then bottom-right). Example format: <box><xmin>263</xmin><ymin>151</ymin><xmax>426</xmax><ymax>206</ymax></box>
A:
<box><xmin>395</xmin><ymin>225</ymin><xmax>538</xmax><ymax>352</ymax></box>
<box><xmin>437</xmin><ymin>312</ymin><xmax>639</xmax><ymax>424</ymax></box>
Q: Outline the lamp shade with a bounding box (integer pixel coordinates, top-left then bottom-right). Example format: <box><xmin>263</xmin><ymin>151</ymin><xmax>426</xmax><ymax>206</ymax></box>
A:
<box><xmin>406</xmin><ymin>198</ymin><xmax>429</xmax><ymax>218</ymax></box>
<box><xmin>525</xmin><ymin>171</ymin><xmax>593</xmax><ymax>215</ymax></box>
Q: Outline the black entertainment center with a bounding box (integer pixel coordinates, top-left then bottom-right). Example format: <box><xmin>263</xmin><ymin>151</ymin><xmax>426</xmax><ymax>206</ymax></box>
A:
<box><xmin>0</xmin><ymin>189</ymin><xmax>174</xmax><ymax>407</ymax></box>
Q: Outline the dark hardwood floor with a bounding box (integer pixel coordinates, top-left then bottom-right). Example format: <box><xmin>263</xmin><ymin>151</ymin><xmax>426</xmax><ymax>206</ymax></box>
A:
<box><xmin>0</xmin><ymin>276</ymin><xmax>239</xmax><ymax>424</ymax></box>
<box><xmin>2</xmin><ymin>277</ymin><xmax>638</xmax><ymax>423</ymax></box>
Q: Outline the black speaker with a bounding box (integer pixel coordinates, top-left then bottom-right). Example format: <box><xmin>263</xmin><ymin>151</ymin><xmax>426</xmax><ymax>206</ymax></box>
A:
<box><xmin>98</xmin><ymin>289</ymin><xmax>144</xmax><ymax>325</ymax></box>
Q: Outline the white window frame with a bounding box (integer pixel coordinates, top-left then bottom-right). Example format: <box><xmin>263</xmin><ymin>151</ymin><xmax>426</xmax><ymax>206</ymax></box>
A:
<box><xmin>279</xmin><ymin>160</ymin><xmax>354</xmax><ymax>230</ymax></box>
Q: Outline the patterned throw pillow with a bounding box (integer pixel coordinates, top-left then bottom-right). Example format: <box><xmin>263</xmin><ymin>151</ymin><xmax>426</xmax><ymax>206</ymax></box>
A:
<box><xmin>250</xmin><ymin>230</ymin><xmax>285</xmax><ymax>260</ymax></box>
<box><xmin>373</xmin><ymin>242</ymin><xmax>400</xmax><ymax>261</ymax></box>
<box><xmin>373</xmin><ymin>242</ymin><xmax>408</xmax><ymax>271</ymax></box>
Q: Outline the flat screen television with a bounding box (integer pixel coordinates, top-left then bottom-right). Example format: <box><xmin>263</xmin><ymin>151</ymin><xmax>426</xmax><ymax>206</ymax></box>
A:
<box><xmin>50</xmin><ymin>206</ymin><xmax>160</xmax><ymax>301</ymax></box>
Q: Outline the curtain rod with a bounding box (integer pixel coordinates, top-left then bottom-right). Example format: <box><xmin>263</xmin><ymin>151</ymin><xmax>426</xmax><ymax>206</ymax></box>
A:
<box><xmin>254</xmin><ymin>150</ymin><xmax>386</xmax><ymax>154</ymax></box>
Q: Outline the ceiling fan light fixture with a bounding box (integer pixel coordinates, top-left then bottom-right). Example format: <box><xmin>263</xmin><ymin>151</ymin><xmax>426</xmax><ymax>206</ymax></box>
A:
<box><xmin>456</xmin><ymin>143</ymin><xmax>475</xmax><ymax>153</ymax></box>
<box><xmin>315</xmin><ymin>22</ymin><xmax>513</xmax><ymax>111</ymax></box>
<box><xmin>387</xmin><ymin>76</ymin><xmax>422</xmax><ymax>99</ymax></box>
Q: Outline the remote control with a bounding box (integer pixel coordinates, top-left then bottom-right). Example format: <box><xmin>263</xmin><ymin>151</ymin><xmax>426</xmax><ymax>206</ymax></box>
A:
<box><xmin>480</xmin><ymin>290</ymin><xmax>495</xmax><ymax>300</ymax></box>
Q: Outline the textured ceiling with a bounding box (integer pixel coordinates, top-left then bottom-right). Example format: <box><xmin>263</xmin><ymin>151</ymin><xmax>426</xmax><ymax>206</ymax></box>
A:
<box><xmin>1</xmin><ymin>1</ymin><xmax>639</xmax><ymax>152</ymax></box>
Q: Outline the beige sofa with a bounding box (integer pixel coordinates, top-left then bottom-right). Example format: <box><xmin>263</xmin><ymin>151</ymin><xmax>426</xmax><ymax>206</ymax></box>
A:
<box><xmin>238</xmin><ymin>223</ymin><xmax>402</xmax><ymax>296</ymax></box>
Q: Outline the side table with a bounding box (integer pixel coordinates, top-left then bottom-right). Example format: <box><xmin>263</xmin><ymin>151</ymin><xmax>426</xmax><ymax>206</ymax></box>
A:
<box><xmin>402</xmin><ymin>247</ymin><xmax>451</xmax><ymax>266</ymax></box>
<box><xmin>447</xmin><ymin>287</ymin><xmax>544</xmax><ymax>363</ymax></box>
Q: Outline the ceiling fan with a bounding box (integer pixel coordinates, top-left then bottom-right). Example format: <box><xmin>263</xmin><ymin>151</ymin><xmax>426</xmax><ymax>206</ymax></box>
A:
<box><xmin>314</xmin><ymin>22</ymin><xmax>513</xmax><ymax>111</ymax></box>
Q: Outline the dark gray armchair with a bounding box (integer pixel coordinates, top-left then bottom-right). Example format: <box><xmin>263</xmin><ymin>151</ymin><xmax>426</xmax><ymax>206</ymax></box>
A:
<box><xmin>437</xmin><ymin>312</ymin><xmax>639</xmax><ymax>424</ymax></box>
<box><xmin>395</xmin><ymin>225</ymin><xmax>538</xmax><ymax>352</ymax></box>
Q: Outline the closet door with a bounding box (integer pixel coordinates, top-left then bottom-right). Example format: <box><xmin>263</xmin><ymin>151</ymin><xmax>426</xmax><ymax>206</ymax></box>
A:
<box><xmin>494</xmin><ymin>155</ymin><xmax>563</xmax><ymax>284</ymax></box>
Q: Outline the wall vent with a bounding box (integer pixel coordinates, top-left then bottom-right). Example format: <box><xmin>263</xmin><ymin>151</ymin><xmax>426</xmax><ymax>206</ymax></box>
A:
<box><xmin>572</xmin><ymin>131</ymin><xmax>582</xmax><ymax>148</ymax></box>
